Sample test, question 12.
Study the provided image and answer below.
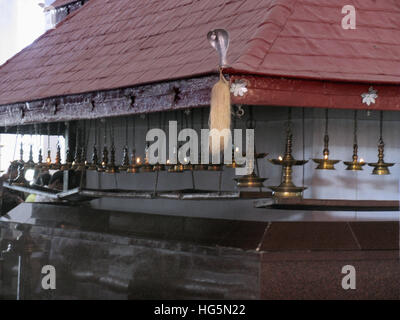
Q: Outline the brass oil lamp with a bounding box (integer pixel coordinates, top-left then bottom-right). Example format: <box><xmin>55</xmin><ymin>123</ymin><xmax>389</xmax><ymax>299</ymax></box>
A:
<box><xmin>312</xmin><ymin>109</ymin><xmax>340</xmax><ymax>170</ymax></box>
<box><xmin>105</xmin><ymin>144</ymin><xmax>119</xmax><ymax>174</ymax></box>
<box><xmin>118</xmin><ymin>118</ymin><xmax>130</xmax><ymax>172</ymax></box>
<box><xmin>49</xmin><ymin>124</ymin><xmax>62</xmax><ymax>170</ymax></box>
<box><xmin>234</xmin><ymin>172</ymin><xmax>266</xmax><ymax>188</ymax></box>
<box><xmin>87</xmin><ymin>145</ymin><xmax>99</xmax><ymax>170</ymax></box>
<box><xmin>74</xmin><ymin>123</ymin><xmax>89</xmax><ymax>171</ymax></box>
<box><xmin>127</xmin><ymin>152</ymin><xmax>142</xmax><ymax>173</ymax></box>
<box><xmin>226</xmin><ymin>146</ymin><xmax>245</xmax><ymax>169</ymax></box>
<box><xmin>87</xmin><ymin>120</ymin><xmax>99</xmax><ymax>170</ymax></box>
<box><xmin>344</xmin><ymin>110</ymin><xmax>366</xmax><ymax>171</ymax></box>
<box><xmin>24</xmin><ymin>145</ymin><xmax>35</xmax><ymax>170</ymax></box>
<box><xmin>104</xmin><ymin>120</ymin><xmax>119</xmax><ymax>173</ymax></box>
<box><xmin>126</xmin><ymin>116</ymin><xmax>141</xmax><ymax>173</ymax></box>
<box><xmin>167</xmin><ymin>143</ymin><xmax>184</xmax><ymax>173</ymax></box>
<box><xmin>142</xmin><ymin>143</ymin><xmax>154</xmax><ymax>173</ymax></box>
<box><xmin>41</xmin><ymin>124</ymin><xmax>53</xmax><ymax>170</ymax></box>
<box><xmin>182</xmin><ymin>156</ymin><xmax>194</xmax><ymax>171</ymax></box>
<box><xmin>98</xmin><ymin>146</ymin><xmax>109</xmax><ymax>172</ymax></box>
<box><xmin>368</xmin><ymin>111</ymin><xmax>394</xmax><ymax>175</ymax></box>
<box><xmin>233</xmin><ymin>107</ymin><xmax>267</xmax><ymax>188</ymax></box>
<box><xmin>234</xmin><ymin>157</ymin><xmax>267</xmax><ymax>188</ymax></box>
<box><xmin>12</xmin><ymin>134</ymin><xmax>28</xmax><ymax>186</ymax></box>
<box><xmin>268</xmin><ymin>109</ymin><xmax>308</xmax><ymax>198</ymax></box>
<box><xmin>153</xmin><ymin>163</ymin><xmax>166</xmax><ymax>172</ymax></box>
<box><xmin>72</xmin><ymin>136</ymin><xmax>86</xmax><ymax>171</ymax></box>
<box><xmin>35</xmin><ymin>148</ymin><xmax>45</xmax><ymax>170</ymax></box>
<box><xmin>141</xmin><ymin>115</ymin><xmax>154</xmax><ymax>173</ymax></box>
<box><xmin>60</xmin><ymin>149</ymin><xmax>73</xmax><ymax>171</ymax></box>
<box><xmin>153</xmin><ymin>113</ymin><xmax>166</xmax><ymax>172</ymax></box>
<box><xmin>51</xmin><ymin>144</ymin><xmax>61</xmax><ymax>170</ymax></box>
<box><xmin>97</xmin><ymin>120</ymin><xmax>109</xmax><ymax>172</ymax></box>
<box><xmin>119</xmin><ymin>145</ymin><xmax>130</xmax><ymax>171</ymax></box>
<box><xmin>207</xmin><ymin>163</ymin><xmax>223</xmax><ymax>171</ymax></box>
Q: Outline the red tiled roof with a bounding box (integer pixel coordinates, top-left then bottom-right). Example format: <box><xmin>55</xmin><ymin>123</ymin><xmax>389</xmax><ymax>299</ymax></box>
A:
<box><xmin>1</xmin><ymin>0</ymin><xmax>400</xmax><ymax>106</ymax></box>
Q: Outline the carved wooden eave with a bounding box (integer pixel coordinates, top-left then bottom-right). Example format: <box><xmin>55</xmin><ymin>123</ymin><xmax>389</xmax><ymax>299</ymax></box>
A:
<box><xmin>0</xmin><ymin>75</ymin><xmax>217</xmax><ymax>128</ymax></box>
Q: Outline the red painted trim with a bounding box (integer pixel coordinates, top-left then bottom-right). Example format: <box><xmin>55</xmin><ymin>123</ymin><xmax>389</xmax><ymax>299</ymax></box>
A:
<box><xmin>230</xmin><ymin>75</ymin><xmax>400</xmax><ymax>111</ymax></box>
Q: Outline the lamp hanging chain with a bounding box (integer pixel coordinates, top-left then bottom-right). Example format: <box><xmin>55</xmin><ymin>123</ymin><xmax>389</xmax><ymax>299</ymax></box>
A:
<box><xmin>132</xmin><ymin>116</ymin><xmax>136</xmax><ymax>152</ymax></box>
<box><xmin>379</xmin><ymin>110</ymin><xmax>383</xmax><ymax>142</ymax></box>
<box><xmin>125</xmin><ymin>117</ymin><xmax>128</xmax><ymax>147</ymax></box>
<box><xmin>103</xmin><ymin>119</ymin><xmax>107</xmax><ymax>146</ymax></box>
<box><xmin>325</xmin><ymin>109</ymin><xmax>329</xmax><ymax>136</ymax></box>
<box><xmin>302</xmin><ymin>108</ymin><xmax>305</xmax><ymax>188</ymax></box>
<box><xmin>287</xmin><ymin>107</ymin><xmax>292</xmax><ymax>136</ymax></box>
<box><xmin>47</xmin><ymin>123</ymin><xmax>51</xmax><ymax>150</ymax></box>
<box><xmin>353</xmin><ymin>110</ymin><xmax>358</xmax><ymax>146</ymax></box>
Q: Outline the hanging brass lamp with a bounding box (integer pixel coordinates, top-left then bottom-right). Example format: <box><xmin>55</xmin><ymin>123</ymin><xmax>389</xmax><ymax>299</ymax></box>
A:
<box><xmin>12</xmin><ymin>133</ymin><xmax>28</xmax><ymax>186</ymax></box>
<box><xmin>98</xmin><ymin>145</ymin><xmax>109</xmax><ymax>172</ymax></box>
<box><xmin>344</xmin><ymin>110</ymin><xmax>366</xmax><ymax>171</ymax></box>
<box><xmin>24</xmin><ymin>145</ymin><xmax>35</xmax><ymax>170</ymax></box>
<box><xmin>268</xmin><ymin>109</ymin><xmax>308</xmax><ymax>198</ymax></box>
<box><xmin>312</xmin><ymin>109</ymin><xmax>340</xmax><ymax>170</ymax></box>
<box><xmin>127</xmin><ymin>151</ymin><xmax>141</xmax><ymax>173</ymax></box>
<box><xmin>118</xmin><ymin>118</ymin><xmax>130</xmax><ymax>172</ymax></box>
<box><xmin>368</xmin><ymin>111</ymin><xmax>394</xmax><ymax>175</ymax></box>
<box><xmin>233</xmin><ymin>107</ymin><xmax>267</xmax><ymax>189</ymax></box>
<box><xmin>142</xmin><ymin>142</ymin><xmax>154</xmax><ymax>173</ymax></box>
<box><xmin>234</xmin><ymin>155</ymin><xmax>267</xmax><ymax>188</ymax></box>
<box><xmin>60</xmin><ymin>149</ymin><xmax>73</xmax><ymax>171</ymax></box>
<box><xmin>87</xmin><ymin>120</ymin><xmax>99</xmax><ymax>170</ymax></box>
<box><xmin>153</xmin><ymin>113</ymin><xmax>166</xmax><ymax>172</ymax></box>
<box><xmin>105</xmin><ymin>144</ymin><xmax>119</xmax><ymax>174</ymax></box>
<box><xmin>104</xmin><ymin>119</ymin><xmax>119</xmax><ymax>174</ymax></box>
<box><xmin>126</xmin><ymin>116</ymin><xmax>141</xmax><ymax>173</ymax></box>
<box><xmin>97</xmin><ymin>120</ymin><xmax>109</xmax><ymax>172</ymax></box>
<box><xmin>119</xmin><ymin>145</ymin><xmax>130</xmax><ymax>171</ymax></box>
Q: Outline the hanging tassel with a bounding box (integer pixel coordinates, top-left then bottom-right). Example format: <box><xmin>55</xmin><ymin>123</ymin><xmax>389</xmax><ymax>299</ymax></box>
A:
<box><xmin>209</xmin><ymin>69</ymin><xmax>231</xmax><ymax>156</ymax></box>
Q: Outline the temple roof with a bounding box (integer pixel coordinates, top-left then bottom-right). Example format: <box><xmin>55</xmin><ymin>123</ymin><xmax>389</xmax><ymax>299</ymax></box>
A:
<box><xmin>1</xmin><ymin>0</ymin><xmax>400</xmax><ymax>106</ymax></box>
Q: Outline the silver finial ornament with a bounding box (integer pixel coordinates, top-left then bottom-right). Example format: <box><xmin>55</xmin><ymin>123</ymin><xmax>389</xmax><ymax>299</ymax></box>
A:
<box><xmin>207</xmin><ymin>29</ymin><xmax>229</xmax><ymax>67</ymax></box>
<box><xmin>361</xmin><ymin>86</ymin><xmax>378</xmax><ymax>106</ymax></box>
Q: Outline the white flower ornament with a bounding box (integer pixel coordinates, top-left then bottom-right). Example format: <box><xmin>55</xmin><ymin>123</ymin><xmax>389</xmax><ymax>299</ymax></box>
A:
<box><xmin>230</xmin><ymin>80</ymin><xmax>248</xmax><ymax>97</ymax></box>
<box><xmin>361</xmin><ymin>87</ymin><xmax>378</xmax><ymax>106</ymax></box>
